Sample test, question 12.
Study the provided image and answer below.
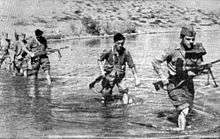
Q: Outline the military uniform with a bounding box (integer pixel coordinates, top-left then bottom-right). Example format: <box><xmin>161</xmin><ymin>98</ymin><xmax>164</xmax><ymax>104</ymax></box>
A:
<box><xmin>26</xmin><ymin>36</ymin><xmax>50</xmax><ymax>75</ymax></box>
<box><xmin>98</xmin><ymin>47</ymin><xmax>135</xmax><ymax>99</ymax></box>
<box><xmin>0</xmin><ymin>38</ymin><xmax>10</xmax><ymax>67</ymax></box>
<box><xmin>10</xmin><ymin>40</ymin><xmax>28</xmax><ymax>73</ymax></box>
<box><xmin>152</xmin><ymin>42</ymin><xmax>206</xmax><ymax>111</ymax></box>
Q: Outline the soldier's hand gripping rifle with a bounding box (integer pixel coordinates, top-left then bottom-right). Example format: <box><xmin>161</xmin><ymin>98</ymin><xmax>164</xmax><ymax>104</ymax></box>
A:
<box><xmin>153</xmin><ymin>59</ymin><xmax>220</xmax><ymax>91</ymax></box>
<box><xmin>153</xmin><ymin>79</ymin><xmax>186</xmax><ymax>91</ymax></box>
<box><xmin>189</xmin><ymin>59</ymin><xmax>220</xmax><ymax>87</ymax></box>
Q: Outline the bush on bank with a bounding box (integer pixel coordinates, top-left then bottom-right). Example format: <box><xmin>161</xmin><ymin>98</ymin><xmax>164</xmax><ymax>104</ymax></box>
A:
<box><xmin>69</xmin><ymin>16</ymin><xmax>136</xmax><ymax>36</ymax></box>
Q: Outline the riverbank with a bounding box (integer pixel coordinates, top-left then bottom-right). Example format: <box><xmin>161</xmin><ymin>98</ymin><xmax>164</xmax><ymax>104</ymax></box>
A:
<box><xmin>0</xmin><ymin>0</ymin><xmax>220</xmax><ymax>39</ymax></box>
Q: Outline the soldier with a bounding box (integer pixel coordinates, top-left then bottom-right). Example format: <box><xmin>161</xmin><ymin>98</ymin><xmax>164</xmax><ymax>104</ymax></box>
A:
<box><xmin>25</xmin><ymin>29</ymin><xmax>51</xmax><ymax>85</ymax></box>
<box><xmin>9</xmin><ymin>32</ymin><xmax>29</xmax><ymax>76</ymax></box>
<box><xmin>152</xmin><ymin>25</ymin><xmax>207</xmax><ymax>131</ymax></box>
<box><xmin>0</xmin><ymin>32</ymin><xmax>11</xmax><ymax>69</ymax></box>
<box><xmin>90</xmin><ymin>33</ymin><xmax>140</xmax><ymax>104</ymax></box>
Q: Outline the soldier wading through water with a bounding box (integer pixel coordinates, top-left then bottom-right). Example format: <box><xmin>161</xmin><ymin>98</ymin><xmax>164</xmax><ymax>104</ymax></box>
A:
<box><xmin>90</xmin><ymin>33</ymin><xmax>140</xmax><ymax>105</ymax></box>
<box><xmin>24</xmin><ymin>29</ymin><xmax>52</xmax><ymax>85</ymax></box>
<box><xmin>0</xmin><ymin>32</ymin><xmax>11</xmax><ymax>69</ymax></box>
<box><xmin>152</xmin><ymin>25</ymin><xmax>207</xmax><ymax>131</ymax></box>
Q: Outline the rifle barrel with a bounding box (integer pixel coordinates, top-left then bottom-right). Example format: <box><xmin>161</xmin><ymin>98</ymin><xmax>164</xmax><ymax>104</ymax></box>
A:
<box><xmin>210</xmin><ymin>59</ymin><xmax>220</xmax><ymax>65</ymax></box>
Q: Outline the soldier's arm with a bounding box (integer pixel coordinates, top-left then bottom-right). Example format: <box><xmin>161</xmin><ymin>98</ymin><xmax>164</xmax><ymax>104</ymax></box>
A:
<box><xmin>22</xmin><ymin>41</ymin><xmax>34</xmax><ymax>57</ymax></box>
<box><xmin>98</xmin><ymin>60</ymin><xmax>105</xmax><ymax>76</ymax></box>
<box><xmin>98</xmin><ymin>49</ymin><xmax>109</xmax><ymax>76</ymax></box>
<box><xmin>131</xmin><ymin>66</ymin><xmax>140</xmax><ymax>86</ymax></box>
<box><xmin>126</xmin><ymin>50</ymin><xmax>140</xmax><ymax>86</ymax></box>
<box><xmin>151</xmin><ymin>47</ymin><xmax>173</xmax><ymax>83</ymax></box>
<box><xmin>195</xmin><ymin>42</ymin><xmax>206</xmax><ymax>66</ymax></box>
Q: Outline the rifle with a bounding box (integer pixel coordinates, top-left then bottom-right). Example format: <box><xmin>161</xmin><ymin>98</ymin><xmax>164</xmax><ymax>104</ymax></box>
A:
<box><xmin>34</xmin><ymin>49</ymin><xmax>62</xmax><ymax>60</ymax></box>
<box><xmin>153</xmin><ymin>80</ymin><xmax>185</xmax><ymax>91</ymax></box>
<box><xmin>190</xmin><ymin>59</ymin><xmax>220</xmax><ymax>87</ymax></box>
<box><xmin>153</xmin><ymin>59</ymin><xmax>220</xmax><ymax>91</ymax></box>
<box><xmin>32</xmin><ymin>46</ymin><xmax>69</xmax><ymax>60</ymax></box>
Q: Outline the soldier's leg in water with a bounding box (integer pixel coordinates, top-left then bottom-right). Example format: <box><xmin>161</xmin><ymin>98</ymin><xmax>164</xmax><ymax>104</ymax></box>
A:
<box><xmin>41</xmin><ymin>57</ymin><xmax>51</xmax><ymax>85</ymax></box>
<box><xmin>0</xmin><ymin>57</ymin><xmax>2</xmax><ymax>68</ymax></box>
<box><xmin>101</xmin><ymin>87</ymin><xmax>113</xmax><ymax>104</ymax></box>
<box><xmin>119</xmin><ymin>87</ymin><xmax>129</xmax><ymax>104</ymax></box>
<box><xmin>17</xmin><ymin>60</ymin><xmax>24</xmax><ymax>75</ymax></box>
<box><xmin>11</xmin><ymin>62</ymin><xmax>17</xmax><ymax>76</ymax></box>
<box><xmin>116</xmin><ymin>75</ymin><xmax>129</xmax><ymax>104</ymax></box>
<box><xmin>166</xmin><ymin>92</ymin><xmax>190</xmax><ymax>131</ymax></box>
<box><xmin>29</xmin><ymin>63</ymin><xmax>39</xmax><ymax>80</ymax></box>
<box><xmin>13</xmin><ymin>59</ymin><xmax>22</xmax><ymax>75</ymax></box>
<box><xmin>175</xmin><ymin>107</ymin><xmax>189</xmax><ymax>131</ymax></box>
<box><xmin>89</xmin><ymin>75</ymin><xmax>104</xmax><ymax>89</ymax></box>
<box><xmin>117</xmin><ymin>78</ymin><xmax>129</xmax><ymax>104</ymax></box>
<box><xmin>0</xmin><ymin>60</ymin><xmax>2</xmax><ymax>68</ymax></box>
<box><xmin>28</xmin><ymin>72</ymin><xmax>38</xmax><ymax>97</ymax></box>
<box><xmin>22</xmin><ymin>59</ymin><xmax>29</xmax><ymax>77</ymax></box>
<box><xmin>23</xmin><ymin>70</ymin><xmax>28</xmax><ymax>77</ymax></box>
<box><xmin>45</xmin><ymin>70</ymin><xmax>52</xmax><ymax>85</ymax></box>
<box><xmin>0</xmin><ymin>56</ymin><xmax>6</xmax><ymax>68</ymax></box>
<box><xmin>100</xmin><ymin>76</ymin><xmax>114</xmax><ymax>103</ymax></box>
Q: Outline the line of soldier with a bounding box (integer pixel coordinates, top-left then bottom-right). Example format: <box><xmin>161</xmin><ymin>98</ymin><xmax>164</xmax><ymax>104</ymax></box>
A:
<box><xmin>89</xmin><ymin>24</ymin><xmax>213</xmax><ymax>131</ymax></box>
<box><xmin>0</xmin><ymin>29</ymin><xmax>52</xmax><ymax>85</ymax></box>
<box><xmin>0</xmin><ymin>25</ymin><xmax>215</xmax><ymax>131</ymax></box>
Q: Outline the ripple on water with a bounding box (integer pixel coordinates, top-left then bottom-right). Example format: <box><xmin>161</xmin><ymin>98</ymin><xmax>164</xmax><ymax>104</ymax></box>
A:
<box><xmin>0</xmin><ymin>31</ymin><xmax>220</xmax><ymax>138</ymax></box>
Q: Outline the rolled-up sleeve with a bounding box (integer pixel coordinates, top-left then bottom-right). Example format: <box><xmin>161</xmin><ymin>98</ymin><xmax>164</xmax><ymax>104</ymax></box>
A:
<box><xmin>125</xmin><ymin>50</ymin><xmax>135</xmax><ymax>68</ymax></box>
<box><xmin>151</xmin><ymin>47</ymin><xmax>172</xmax><ymax>78</ymax></box>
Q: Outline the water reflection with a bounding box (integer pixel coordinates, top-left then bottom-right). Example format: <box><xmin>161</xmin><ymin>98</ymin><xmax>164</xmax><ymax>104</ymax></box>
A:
<box><xmin>0</xmin><ymin>74</ymin><xmax>54</xmax><ymax>137</ymax></box>
<box><xmin>30</xmin><ymin>83</ymin><xmax>53</xmax><ymax>131</ymax></box>
<box><xmin>99</xmin><ymin>107</ymin><xmax>128</xmax><ymax>136</ymax></box>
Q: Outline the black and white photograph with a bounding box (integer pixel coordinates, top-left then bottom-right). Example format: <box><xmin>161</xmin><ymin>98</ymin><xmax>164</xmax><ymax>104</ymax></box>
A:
<box><xmin>0</xmin><ymin>0</ymin><xmax>220</xmax><ymax>138</ymax></box>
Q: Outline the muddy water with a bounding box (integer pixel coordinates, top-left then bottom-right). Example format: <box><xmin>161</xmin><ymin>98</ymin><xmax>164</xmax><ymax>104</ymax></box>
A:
<box><xmin>0</xmin><ymin>31</ymin><xmax>220</xmax><ymax>138</ymax></box>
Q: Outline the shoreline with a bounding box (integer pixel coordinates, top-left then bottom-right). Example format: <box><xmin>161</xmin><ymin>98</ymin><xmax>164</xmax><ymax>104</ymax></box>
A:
<box><xmin>47</xmin><ymin>27</ymin><xmax>220</xmax><ymax>42</ymax></box>
<box><xmin>1</xmin><ymin>0</ymin><xmax>220</xmax><ymax>39</ymax></box>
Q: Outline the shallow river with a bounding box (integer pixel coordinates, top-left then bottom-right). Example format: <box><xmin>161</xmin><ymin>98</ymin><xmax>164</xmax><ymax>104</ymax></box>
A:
<box><xmin>0</xmin><ymin>30</ymin><xmax>220</xmax><ymax>138</ymax></box>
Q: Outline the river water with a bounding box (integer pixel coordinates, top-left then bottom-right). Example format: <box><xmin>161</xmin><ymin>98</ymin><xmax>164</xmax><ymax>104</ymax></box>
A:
<box><xmin>0</xmin><ymin>30</ymin><xmax>220</xmax><ymax>138</ymax></box>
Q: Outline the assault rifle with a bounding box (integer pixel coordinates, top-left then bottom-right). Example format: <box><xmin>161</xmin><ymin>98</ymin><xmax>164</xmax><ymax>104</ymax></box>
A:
<box><xmin>153</xmin><ymin>59</ymin><xmax>220</xmax><ymax>91</ymax></box>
